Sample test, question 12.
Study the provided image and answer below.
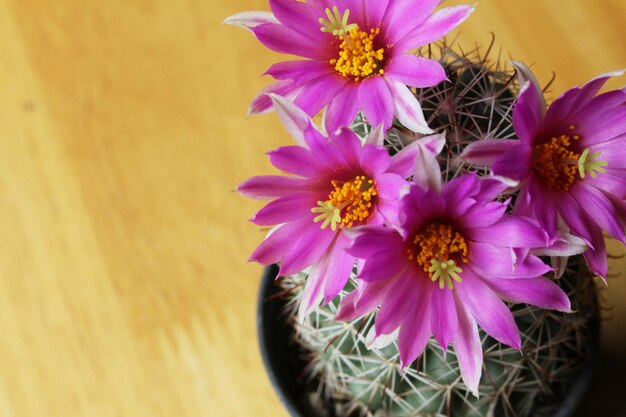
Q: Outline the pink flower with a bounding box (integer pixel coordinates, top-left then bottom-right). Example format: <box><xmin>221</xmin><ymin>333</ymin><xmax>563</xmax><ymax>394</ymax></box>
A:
<box><xmin>337</xmin><ymin>175</ymin><xmax>571</xmax><ymax>395</ymax></box>
<box><xmin>225</xmin><ymin>0</ymin><xmax>474</xmax><ymax>134</ymax></box>
<box><xmin>238</xmin><ymin>95</ymin><xmax>423</xmax><ymax>319</ymax></box>
<box><xmin>461</xmin><ymin>63</ymin><xmax>626</xmax><ymax>277</ymax></box>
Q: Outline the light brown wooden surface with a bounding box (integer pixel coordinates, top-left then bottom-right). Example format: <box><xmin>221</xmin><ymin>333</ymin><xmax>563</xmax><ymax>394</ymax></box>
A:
<box><xmin>0</xmin><ymin>1</ymin><xmax>623</xmax><ymax>416</ymax></box>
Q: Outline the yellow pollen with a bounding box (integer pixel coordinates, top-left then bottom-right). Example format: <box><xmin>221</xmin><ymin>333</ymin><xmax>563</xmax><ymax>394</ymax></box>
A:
<box><xmin>406</xmin><ymin>223</ymin><xmax>469</xmax><ymax>290</ymax></box>
<box><xmin>533</xmin><ymin>133</ymin><xmax>581</xmax><ymax>191</ymax></box>
<box><xmin>533</xmin><ymin>127</ymin><xmax>608</xmax><ymax>190</ymax></box>
<box><xmin>329</xmin><ymin>26</ymin><xmax>385</xmax><ymax>81</ymax></box>
<box><xmin>317</xmin><ymin>175</ymin><xmax>377</xmax><ymax>229</ymax></box>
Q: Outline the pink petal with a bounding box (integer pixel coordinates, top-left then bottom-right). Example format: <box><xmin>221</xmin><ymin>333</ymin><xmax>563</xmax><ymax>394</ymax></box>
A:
<box><xmin>465</xmin><ymin>216</ymin><xmax>548</xmax><ymax>248</ymax></box>
<box><xmin>249</xmin><ymin>220</ymin><xmax>311</xmax><ymax>265</ymax></box>
<box><xmin>412</xmin><ymin>133</ymin><xmax>446</xmax><ymax>191</ymax></box>
<box><xmin>511</xmin><ymin>62</ymin><xmax>546</xmax><ymax>116</ymax></box>
<box><xmin>452</xmin><ymin>300</ymin><xmax>482</xmax><ymax>397</ymax></box>
<box><xmin>544</xmin><ymin>70</ymin><xmax>624</xmax><ymax>128</ymax></box>
<box><xmin>251</xmin><ymin>194</ymin><xmax>313</xmax><ymax>226</ymax></box>
<box><xmin>363</xmin><ymin>0</ymin><xmax>389</xmax><ymax>29</ymax></box>
<box><xmin>269</xmin><ymin>94</ymin><xmax>315</xmax><ymax>147</ymax></box>
<box><xmin>394</xmin><ymin>5</ymin><xmax>475</xmax><ymax>52</ymax></box>
<box><xmin>483</xmin><ymin>273</ymin><xmax>571</xmax><ymax>312</ymax></box>
<box><xmin>375</xmin><ymin>273</ymin><xmax>415</xmax><ymax>335</ymax></box>
<box><xmin>267</xmin><ymin>146</ymin><xmax>320</xmax><ymax>178</ymax></box>
<box><xmin>360</xmin><ymin>144</ymin><xmax>392</xmax><ymax>176</ymax></box>
<box><xmin>388</xmin><ymin>139</ymin><xmax>419</xmax><ymax>177</ymax></box>
<box><xmin>358</xmin><ymin>76</ymin><xmax>394</xmax><ymax>130</ymax></box>
<box><xmin>382</xmin><ymin>0</ymin><xmax>441</xmax><ymax>44</ymax></box>
<box><xmin>571</xmin><ymin>182</ymin><xmax>625</xmax><ymax>243</ymax></box>
<box><xmin>430</xmin><ymin>287</ymin><xmax>458</xmax><ymax>350</ymax></box>
<box><xmin>223</xmin><ymin>11</ymin><xmax>279</xmax><ymax>30</ymax></box>
<box><xmin>269</xmin><ymin>0</ymin><xmax>325</xmax><ymax>39</ymax></box>
<box><xmin>265</xmin><ymin>59</ymin><xmax>333</xmax><ymax>82</ymax></box>
<box><xmin>581</xmin><ymin>213</ymin><xmax>609</xmax><ymax>277</ymax></box>
<box><xmin>460</xmin><ymin>201</ymin><xmax>507</xmax><ymax>229</ymax></box>
<box><xmin>471</xmin><ymin>242</ymin><xmax>553</xmax><ymax>279</ymax></box>
<box><xmin>512</xmin><ymin>80</ymin><xmax>544</xmax><ymax>144</ymax></box>
<box><xmin>376</xmin><ymin>173</ymin><xmax>407</xmax><ymax>200</ymax></box>
<box><xmin>325</xmin><ymin>83</ymin><xmax>360</xmax><ymax>134</ymax></box>
<box><xmin>385</xmin><ymin>55</ymin><xmax>447</xmax><ymax>88</ymax></box>
<box><xmin>457</xmin><ymin>270</ymin><xmax>521</xmax><ymax>349</ymax></box>
<box><xmin>238</xmin><ymin>175</ymin><xmax>311</xmax><ymax>199</ymax></box>
<box><xmin>398</xmin><ymin>280</ymin><xmax>432</xmax><ymax>367</ymax></box>
<box><xmin>336</xmin><ymin>279</ymin><xmax>391</xmax><ymax>321</ymax></box>
<box><xmin>279</xmin><ymin>226</ymin><xmax>335</xmax><ymax>276</ymax></box>
<box><xmin>384</xmin><ymin>76</ymin><xmax>433</xmax><ymax>133</ymax></box>
<box><xmin>248</xmin><ymin>80</ymin><xmax>300</xmax><ymax>116</ymax></box>
<box><xmin>251</xmin><ymin>23</ymin><xmax>326</xmax><ymax>59</ymax></box>
<box><xmin>492</xmin><ymin>143</ymin><xmax>533</xmax><ymax>181</ymax></box>
<box><xmin>322</xmin><ymin>234</ymin><xmax>356</xmax><ymax>301</ymax></box>
<box><xmin>294</xmin><ymin>73</ymin><xmax>349</xmax><ymax>117</ymax></box>
<box><xmin>364</xmin><ymin>124</ymin><xmax>386</xmax><ymax>146</ymax></box>
<box><xmin>460</xmin><ymin>138</ymin><xmax>520</xmax><ymax>166</ymax></box>
<box><xmin>298</xmin><ymin>258</ymin><xmax>327</xmax><ymax>321</ymax></box>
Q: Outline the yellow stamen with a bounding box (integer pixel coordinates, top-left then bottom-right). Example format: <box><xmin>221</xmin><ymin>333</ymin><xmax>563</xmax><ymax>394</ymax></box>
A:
<box><xmin>313</xmin><ymin>175</ymin><xmax>377</xmax><ymax>230</ymax></box>
<box><xmin>311</xmin><ymin>201</ymin><xmax>341</xmax><ymax>231</ymax></box>
<box><xmin>329</xmin><ymin>27</ymin><xmax>385</xmax><ymax>81</ymax></box>
<box><xmin>319</xmin><ymin>6</ymin><xmax>358</xmax><ymax>36</ymax></box>
<box><xmin>407</xmin><ymin>223</ymin><xmax>469</xmax><ymax>290</ymax></box>
<box><xmin>533</xmin><ymin>126</ymin><xmax>608</xmax><ymax>190</ymax></box>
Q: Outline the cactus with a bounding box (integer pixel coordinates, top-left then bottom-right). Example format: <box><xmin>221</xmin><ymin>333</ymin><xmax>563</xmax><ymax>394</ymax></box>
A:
<box><xmin>278</xmin><ymin>256</ymin><xmax>597</xmax><ymax>417</ymax></box>
<box><xmin>273</xmin><ymin>40</ymin><xmax>600</xmax><ymax>417</ymax></box>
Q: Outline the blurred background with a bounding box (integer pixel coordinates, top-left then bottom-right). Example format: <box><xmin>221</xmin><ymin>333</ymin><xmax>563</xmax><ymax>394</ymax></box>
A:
<box><xmin>0</xmin><ymin>0</ymin><xmax>623</xmax><ymax>416</ymax></box>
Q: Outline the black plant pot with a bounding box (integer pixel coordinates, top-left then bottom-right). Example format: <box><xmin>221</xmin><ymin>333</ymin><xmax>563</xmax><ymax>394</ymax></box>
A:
<box><xmin>257</xmin><ymin>265</ymin><xmax>600</xmax><ymax>417</ymax></box>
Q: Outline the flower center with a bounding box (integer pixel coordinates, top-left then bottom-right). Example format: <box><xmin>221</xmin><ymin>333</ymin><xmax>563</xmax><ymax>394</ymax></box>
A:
<box><xmin>319</xmin><ymin>7</ymin><xmax>385</xmax><ymax>81</ymax></box>
<box><xmin>533</xmin><ymin>125</ymin><xmax>608</xmax><ymax>191</ymax></box>
<box><xmin>407</xmin><ymin>223</ymin><xmax>469</xmax><ymax>290</ymax></box>
<box><xmin>311</xmin><ymin>175</ymin><xmax>377</xmax><ymax>230</ymax></box>
<box><xmin>329</xmin><ymin>27</ymin><xmax>385</xmax><ymax>81</ymax></box>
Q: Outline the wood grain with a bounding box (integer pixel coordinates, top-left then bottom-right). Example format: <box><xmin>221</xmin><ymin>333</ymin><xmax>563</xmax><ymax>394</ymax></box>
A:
<box><xmin>0</xmin><ymin>1</ymin><xmax>623</xmax><ymax>416</ymax></box>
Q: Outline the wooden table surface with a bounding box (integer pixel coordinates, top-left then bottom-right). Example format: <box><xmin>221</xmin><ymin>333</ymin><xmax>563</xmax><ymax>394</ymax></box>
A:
<box><xmin>0</xmin><ymin>1</ymin><xmax>624</xmax><ymax>416</ymax></box>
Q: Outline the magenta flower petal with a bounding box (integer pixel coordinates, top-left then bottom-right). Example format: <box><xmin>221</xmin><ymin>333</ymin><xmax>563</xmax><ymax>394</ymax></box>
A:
<box><xmin>358</xmin><ymin>76</ymin><xmax>394</xmax><ymax>129</ymax></box>
<box><xmin>279</xmin><ymin>226</ymin><xmax>335</xmax><ymax>275</ymax></box>
<box><xmin>265</xmin><ymin>59</ymin><xmax>333</xmax><ymax>83</ymax></box>
<box><xmin>325</xmin><ymin>84</ymin><xmax>360</xmax><ymax>133</ymax></box>
<box><xmin>394</xmin><ymin>5</ymin><xmax>475</xmax><ymax>52</ymax></box>
<box><xmin>269</xmin><ymin>0</ymin><xmax>323</xmax><ymax>38</ymax></box>
<box><xmin>385</xmin><ymin>55</ymin><xmax>447</xmax><ymax>88</ymax></box>
<box><xmin>466</xmin><ymin>216</ymin><xmax>548</xmax><ymax>248</ymax></box>
<box><xmin>512</xmin><ymin>81</ymin><xmax>544</xmax><ymax>144</ymax></box>
<box><xmin>383</xmin><ymin>0</ymin><xmax>440</xmax><ymax>43</ymax></box>
<box><xmin>252</xmin><ymin>194</ymin><xmax>313</xmax><ymax>226</ymax></box>
<box><xmin>375</xmin><ymin>273</ymin><xmax>414</xmax><ymax>335</ymax></box>
<box><xmin>452</xmin><ymin>302</ymin><xmax>482</xmax><ymax>397</ymax></box>
<box><xmin>294</xmin><ymin>74</ymin><xmax>350</xmax><ymax>116</ymax></box>
<box><xmin>571</xmin><ymin>182</ymin><xmax>626</xmax><ymax>242</ymax></box>
<box><xmin>484</xmin><ymin>275</ymin><xmax>571</xmax><ymax>312</ymax></box>
<box><xmin>385</xmin><ymin>77</ymin><xmax>434</xmax><ymax>134</ymax></box>
<box><xmin>398</xmin><ymin>285</ymin><xmax>432</xmax><ymax>367</ymax></box>
<box><xmin>249</xmin><ymin>220</ymin><xmax>311</xmax><ymax>265</ymax></box>
<box><xmin>267</xmin><ymin>146</ymin><xmax>320</xmax><ymax>178</ymax></box>
<box><xmin>457</xmin><ymin>270</ymin><xmax>521</xmax><ymax>349</ymax></box>
<box><xmin>270</xmin><ymin>93</ymin><xmax>314</xmax><ymax>147</ymax></box>
<box><xmin>336</xmin><ymin>279</ymin><xmax>391</xmax><ymax>321</ymax></box>
<box><xmin>251</xmin><ymin>23</ymin><xmax>326</xmax><ymax>59</ymax></box>
<box><xmin>492</xmin><ymin>143</ymin><xmax>533</xmax><ymax>180</ymax></box>
<box><xmin>248</xmin><ymin>80</ymin><xmax>300</xmax><ymax>115</ymax></box>
<box><xmin>322</xmin><ymin>235</ymin><xmax>356</xmax><ymax>301</ymax></box>
<box><xmin>460</xmin><ymin>138</ymin><xmax>519</xmax><ymax>166</ymax></box>
<box><xmin>359</xmin><ymin>144</ymin><xmax>392</xmax><ymax>175</ymax></box>
<box><xmin>238</xmin><ymin>175</ymin><xmax>312</xmax><ymax>199</ymax></box>
<box><xmin>430</xmin><ymin>287</ymin><xmax>458</xmax><ymax>350</ymax></box>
